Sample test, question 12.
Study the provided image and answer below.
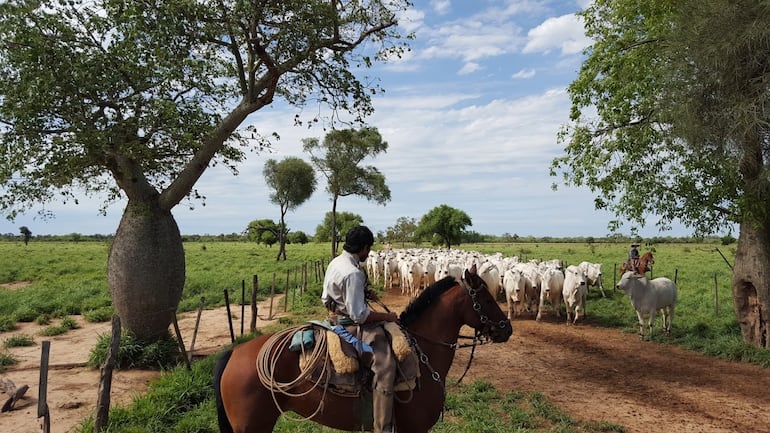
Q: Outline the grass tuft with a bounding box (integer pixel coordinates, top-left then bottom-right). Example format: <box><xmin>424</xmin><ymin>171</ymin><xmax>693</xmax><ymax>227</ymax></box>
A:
<box><xmin>88</xmin><ymin>331</ymin><xmax>183</xmax><ymax>370</ymax></box>
<box><xmin>3</xmin><ymin>333</ymin><xmax>35</xmax><ymax>348</ymax></box>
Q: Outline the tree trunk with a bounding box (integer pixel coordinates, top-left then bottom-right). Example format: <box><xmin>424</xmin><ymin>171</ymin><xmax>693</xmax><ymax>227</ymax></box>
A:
<box><xmin>276</xmin><ymin>212</ymin><xmax>287</xmax><ymax>261</ymax></box>
<box><xmin>732</xmin><ymin>220</ymin><xmax>770</xmax><ymax>348</ymax></box>
<box><xmin>108</xmin><ymin>200</ymin><xmax>185</xmax><ymax>342</ymax></box>
<box><xmin>331</xmin><ymin>195</ymin><xmax>339</xmax><ymax>258</ymax></box>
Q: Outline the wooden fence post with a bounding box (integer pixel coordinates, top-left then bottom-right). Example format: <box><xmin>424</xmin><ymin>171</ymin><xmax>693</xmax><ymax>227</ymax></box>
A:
<box><xmin>269</xmin><ymin>273</ymin><xmax>276</xmax><ymax>320</ymax></box>
<box><xmin>241</xmin><ymin>279</ymin><xmax>246</xmax><ymax>336</ymax></box>
<box><xmin>250</xmin><ymin>274</ymin><xmax>258</xmax><ymax>333</ymax></box>
<box><xmin>714</xmin><ymin>273</ymin><xmax>719</xmax><ymax>316</ymax></box>
<box><xmin>38</xmin><ymin>340</ymin><xmax>50</xmax><ymax>433</ymax></box>
<box><xmin>224</xmin><ymin>289</ymin><xmax>235</xmax><ymax>343</ymax></box>
<box><xmin>94</xmin><ymin>316</ymin><xmax>121</xmax><ymax>433</ymax></box>
<box><xmin>189</xmin><ymin>297</ymin><xmax>205</xmax><ymax>361</ymax></box>
<box><xmin>172</xmin><ymin>314</ymin><xmax>191</xmax><ymax>371</ymax></box>
<box><xmin>284</xmin><ymin>270</ymin><xmax>290</xmax><ymax>312</ymax></box>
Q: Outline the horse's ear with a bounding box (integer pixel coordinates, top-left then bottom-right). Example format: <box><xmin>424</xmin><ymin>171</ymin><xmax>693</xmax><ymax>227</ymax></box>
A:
<box><xmin>469</xmin><ymin>263</ymin><xmax>477</xmax><ymax>275</ymax></box>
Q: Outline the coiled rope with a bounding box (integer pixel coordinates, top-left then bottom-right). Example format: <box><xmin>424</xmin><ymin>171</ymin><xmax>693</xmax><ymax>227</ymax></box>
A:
<box><xmin>255</xmin><ymin>326</ymin><xmax>332</xmax><ymax>421</ymax></box>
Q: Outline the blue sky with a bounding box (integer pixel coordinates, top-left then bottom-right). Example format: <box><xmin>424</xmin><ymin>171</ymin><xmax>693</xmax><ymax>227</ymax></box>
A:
<box><xmin>1</xmin><ymin>0</ymin><xmax>710</xmax><ymax>238</ymax></box>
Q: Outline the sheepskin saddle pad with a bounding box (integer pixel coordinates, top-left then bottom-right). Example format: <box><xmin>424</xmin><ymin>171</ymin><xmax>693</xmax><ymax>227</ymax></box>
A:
<box><xmin>289</xmin><ymin>321</ymin><xmax>420</xmax><ymax>396</ymax></box>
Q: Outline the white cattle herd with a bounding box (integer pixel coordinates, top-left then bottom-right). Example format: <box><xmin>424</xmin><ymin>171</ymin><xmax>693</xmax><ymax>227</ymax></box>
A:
<box><xmin>367</xmin><ymin>247</ymin><xmax>677</xmax><ymax>337</ymax></box>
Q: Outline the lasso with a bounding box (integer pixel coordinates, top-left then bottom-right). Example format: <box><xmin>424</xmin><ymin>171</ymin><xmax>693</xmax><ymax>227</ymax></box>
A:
<box><xmin>255</xmin><ymin>326</ymin><xmax>332</xmax><ymax>421</ymax></box>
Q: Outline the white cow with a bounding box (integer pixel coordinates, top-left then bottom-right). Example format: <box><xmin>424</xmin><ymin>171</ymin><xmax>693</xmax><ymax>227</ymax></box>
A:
<box><xmin>578</xmin><ymin>261</ymin><xmax>605</xmax><ymax>297</ymax></box>
<box><xmin>502</xmin><ymin>268</ymin><xmax>529</xmax><ymax>320</ymax></box>
<box><xmin>383</xmin><ymin>254</ymin><xmax>400</xmax><ymax>290</ymax></box>
<box><xmin>421</xmin><ymin>255</ymin><xmax>437</xmax><ymax>289</ymax></box>
<box><xmin>478</xmin><ymin>261</ymin><xmax>501</xmax><ymax>299</ymax></box>
<box><xmin>537</xmin><ymin>267</ymin><xmax>564</xmax><ymax>321</ymax></box>
<box><xmin>616</xmin><ymin>271</ymin><xmax>677</xmax><ymax>340</ymax></box>
<box><xmin>435</xmin><ymin>259</ymin><xmax>463</xmax><ymax>283</ymax></box>
<box><xmin>515</xmin><ymin>262</ymin><xmax>540</xmax><ymax>314</ymax></box>
<box><xmin>562</xmin><ymin>265</ymin><xmax>587</xmax><ymax>324</ymax></box>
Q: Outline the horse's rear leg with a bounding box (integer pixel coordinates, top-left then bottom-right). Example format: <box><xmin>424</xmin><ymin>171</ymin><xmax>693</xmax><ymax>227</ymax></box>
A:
<box><xmin>219</xmin><ymin>343</ymin><xmax>282</xmax><ymax>433</ymax></box>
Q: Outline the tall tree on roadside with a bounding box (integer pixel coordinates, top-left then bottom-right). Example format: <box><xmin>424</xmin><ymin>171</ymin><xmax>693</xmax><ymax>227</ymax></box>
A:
<box><xmin>386</xmin><ymin>216</ymin><xmax>417</xmax><ymax>247</ymax></box>
<box><xmin>0</xmin><ymin>0</ymin><xmax>410</xmax><ymax>342</ymax></box>
<box><xmin>552</xmin><ymin>0</ymin><xmax>770</xmax><ymax>347</ymax></box>
<box><xmin>303</xmin><ymin>127</ymin><xmax>390</xmax><ymax>257</ymax></box>
<box><xmin>263</xmin><ymin>157</ymin><xmax>316</xmax><ymax>261</ymax></box>
<box><xmin>415</xmin><ymin>205</ymin><xmax>471</xmax><ymax>249</ymax></box>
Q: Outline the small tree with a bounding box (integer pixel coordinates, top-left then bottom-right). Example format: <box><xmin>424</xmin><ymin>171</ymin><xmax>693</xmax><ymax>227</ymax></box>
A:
<box><xmin>263</xmin><ymin>157</ymin><xmax>316</xmax><ymax>260</ymax></box>
<box><xmin>314</xmin><ymin>211</ymin><xmax>364</xmax><ymax>251</ymax></box>
<box><xmin>246</xmin><ymin>219</ymin><xmax>279</xmax><ymax>246</ymax></box>
<box><xmin>19</xmin><ymin>226</ymin><xmax>31</xmax><ymax>245</ymax></box>
<box><xmin>288</xmin><ymin>231</ymin><xmax>309</xmax><ymax>245</ymax></box>
<box><xmin>386</xmin><ymin>216</ymin><xmax>417</xmax><ymax>247</ymax></box>
<box><xmin>304</xmin><ymin>127</ymin><xmax>390</xmax><ymax>257</ymax></box>
<box><xmin>415</xmin><ymin>205</ymin><xmax>472</xmax><ymax>249</ymax></box>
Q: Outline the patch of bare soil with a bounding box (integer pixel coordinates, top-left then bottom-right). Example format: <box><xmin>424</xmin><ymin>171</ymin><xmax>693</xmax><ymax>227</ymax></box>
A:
<box><xmin>3</xmin><ymin>287</ymin><xmax>770</xmax><ymax>433</ymax></box>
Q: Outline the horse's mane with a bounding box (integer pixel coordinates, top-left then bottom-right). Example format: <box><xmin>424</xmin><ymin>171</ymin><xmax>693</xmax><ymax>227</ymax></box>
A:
<box><xmin>399</xmin><ymin>276</ymin><xmax>459</xmax><ymax>326</ymax></box>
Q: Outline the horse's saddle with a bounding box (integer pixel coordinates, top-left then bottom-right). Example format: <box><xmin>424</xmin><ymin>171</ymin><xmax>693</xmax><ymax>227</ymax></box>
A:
<box><xmin>289</xmin><ymin>321</ymin><xmax>420</xmax><ymax>397</ymax></box>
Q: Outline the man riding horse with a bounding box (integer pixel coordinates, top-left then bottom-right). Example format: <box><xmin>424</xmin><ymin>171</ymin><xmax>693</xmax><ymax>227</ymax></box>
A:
<box><xmin>626</xmin><ymin>243</ymin><xmax>641</xmax><ymax>273</ymax></box>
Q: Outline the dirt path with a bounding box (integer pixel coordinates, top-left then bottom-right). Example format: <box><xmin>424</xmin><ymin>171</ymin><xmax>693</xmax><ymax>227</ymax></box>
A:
<box><xmin>379</xmin><ymin>287</ymin><xmax>770</xmax><ymax>433</ymax></box>
<box><xmin>2</xmin><ymin>288</ymin><xmax>770</xmax><ymax>433</ymax></box>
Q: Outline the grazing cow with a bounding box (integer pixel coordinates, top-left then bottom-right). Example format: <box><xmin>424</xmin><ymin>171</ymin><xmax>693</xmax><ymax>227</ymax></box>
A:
<box><xmin>537</xmin><ymin>267</ymin><xmax>564</xmax><ymax>321</ymax></box>
<box><xmin>562</xmin><ymin>265</ymin><xmax>587</xmax><ymax>324</ymax></box>
<box><xmin>578</xmin><ymin>261</ymin><xmax>605</xmax><ymax>297</ymax></box>
<box><xmin>616</xmin><ymin>271</ymin><xmax>677</xmax><ymax>340</ymax></box>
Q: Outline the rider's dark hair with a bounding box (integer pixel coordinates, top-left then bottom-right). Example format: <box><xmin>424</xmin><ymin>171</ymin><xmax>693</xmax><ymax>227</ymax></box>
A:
<box><xmin>342</xmin><ymin>226</ymin><xmax>374</xmax><ymax>254</ymax></box>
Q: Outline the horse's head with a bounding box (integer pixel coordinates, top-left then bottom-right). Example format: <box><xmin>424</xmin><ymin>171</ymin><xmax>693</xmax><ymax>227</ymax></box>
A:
<box><xmin>462</xmin><ymin>265</ymin><xmax>513</xmax><ymax>343</ymax></box>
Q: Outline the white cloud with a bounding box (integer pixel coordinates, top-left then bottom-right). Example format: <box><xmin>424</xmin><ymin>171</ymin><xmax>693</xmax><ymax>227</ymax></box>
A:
<box><xmin>512</xmin><ymin>68</ymin><xmax>536</xmax><ymax>79</ymax></box>
<box><xmin>458</xmin><ymin>62</ymin><xmax>482</xmax><ymax>75</ymax></box>
<box><xmin>396</xmin><ymin>8</ymin><xmax>425</xmax><ymax>33</ymax></box>
<box><xmin>523</xmin><ymin>14</ymin><xmax>590</xmax><ymax>55</ymax></box>
<box><xmin>430</xmin><ymin>0</ymin><xmax>451</xmax><ymax>15</ymax></box>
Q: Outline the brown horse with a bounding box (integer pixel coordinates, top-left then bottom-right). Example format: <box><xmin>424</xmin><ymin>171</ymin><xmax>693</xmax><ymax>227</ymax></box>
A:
<box><xmin>213</xmin><ymin>265</ymin><xmax>512</xmax><ymax>433</ymax></box>
<box><xmin>622</xmin><ymin>251</ymin><xmax>654</xmax><ymax>274</ymax></box>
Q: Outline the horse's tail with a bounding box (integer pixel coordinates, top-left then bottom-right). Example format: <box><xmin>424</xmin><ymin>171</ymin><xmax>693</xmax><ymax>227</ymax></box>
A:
<box><xmin>213</xmin><ymin>348</ymin><xmax>235</xmax><ymax>433</ymax></box>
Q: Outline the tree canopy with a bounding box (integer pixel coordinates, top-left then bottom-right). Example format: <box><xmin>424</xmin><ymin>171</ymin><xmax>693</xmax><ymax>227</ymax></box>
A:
<box><xmin>314</xmin><ymin>211</ymin><xmax>364</xmax><ymax>247</ymax></box>
<box><xmin>415</xmin><ymin>205</ymin><xmax>471</xmax><ymax>249</ymax></box>
<box><xmin>553</xmin><ymin>0</ymin><xmax>770</xmax><ymax>347</ymax></box>
<box><xmin>246</xmin><ymin>219</ymin><xmax>278</xmax><ymax>246</ymax></box>
<box><xmin>263</xmin><ymin>157</ymin><xmax>316</xmax><ymax>260</ymax></box>
<box><xmin>303</xmin><ymin>127</ymin><xmax>390</xmax><ymax>256</ymax></box>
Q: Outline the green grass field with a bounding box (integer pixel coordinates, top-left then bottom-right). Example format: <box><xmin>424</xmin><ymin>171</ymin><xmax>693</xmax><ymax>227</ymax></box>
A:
<box><xmin>1</xmin><ymin>238</ymin><xmax>766</xmax><ymax>433</ymax></box>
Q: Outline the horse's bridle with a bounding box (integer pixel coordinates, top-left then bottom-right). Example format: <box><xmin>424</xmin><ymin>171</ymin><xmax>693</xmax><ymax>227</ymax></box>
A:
<box><xmin>464</xmin><ymin>281</ymin><xmax>510</xmax><ymax>341</ymax></box>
